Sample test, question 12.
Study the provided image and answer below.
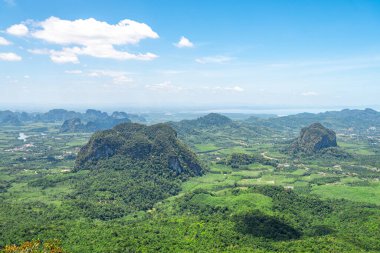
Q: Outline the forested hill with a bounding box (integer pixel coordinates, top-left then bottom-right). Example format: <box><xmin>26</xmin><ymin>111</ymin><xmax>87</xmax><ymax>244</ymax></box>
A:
<box><xmin>169</xmin><ymin>113</ymin><xmax>274</xmax><ymax>148</ymax></box>
<box><xmin>68</xmin><ymin>122</ymin><xmax>204</xmax><ymax>219</ymax></box>
<box><xmin>170</xmin><ymin>113</ymin><xmax>233</xmax><ymax>131</ymax></box>
<box><xmin>75</xmin><ymin>122</ymin><xmax>203</xmax><ymax>177</ymax></box>
<box><xmin>246</xmin><ymin>108</ymin><xmax>380</xmax><ymax>133</ymax></box>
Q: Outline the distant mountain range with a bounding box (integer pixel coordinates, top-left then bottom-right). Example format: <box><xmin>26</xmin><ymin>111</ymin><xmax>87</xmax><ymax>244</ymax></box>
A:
<box><xmin>170</xmin><ymin>113</ymin><xmax>233</xmax><ymax>132</ymax></box>
<box><xmin>246</xmin><ymin>108</ymin><xmax>380</xmax><ymax>134</ymax></box>
<box><xmin>0</xmin><ymin>109</ymin><xmax>146</xmax><ymax>128</ymax></box>
<box><xmin>60</xmin><ymin>117</ymin><xmax>132</xmax><ymax>133</ymax></box>
<box><xmin>2</xmin><ymin>108</ymin><xmax>379</xmax><ymax>136</ymax></box>
<box><xmin>170</xmin><ymin>108</ymin><xmax>379</xmax><ymax>136</ymax></box>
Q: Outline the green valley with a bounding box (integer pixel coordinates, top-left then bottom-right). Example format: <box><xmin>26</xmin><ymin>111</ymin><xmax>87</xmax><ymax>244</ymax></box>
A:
<box><xmin>0</xmin><ymin>109</ymin><xmax>379</xmax><ymax>252</ymax></box>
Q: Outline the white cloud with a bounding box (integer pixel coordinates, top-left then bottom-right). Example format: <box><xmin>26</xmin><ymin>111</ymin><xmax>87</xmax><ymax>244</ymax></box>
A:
<box><xmin>6</xmin><ymin>24</ymin><xmax>29</xmax><ymax>36</ymax></box>
<box><xmin>50</xmin><ymin>48</ymin><xmax>80</xmax><ymax>64</ymax></box>
<box><xmin>301</xmin><ymin>91</ymin><xmax>319</xmax><ymax>96</ymax></box>
<box><xmin>146</xmin><ymin>81</ymin><xmax>185</xmax><ymax>92</ymax></box>
<box><xmin>196</xmin><ymin>56</ymin><xmax>232</xmax><ymax>64</ymax></box>
<box><xmin>0</xmin><ymin>52</ymin><xmax>22</xmax><ymax>61</ymax></box>
<box><xmin>8</xmin><ymin>16</ymin><xmax>159</xmax><ymax>63</ymax></box>
<box><xmin>31</xmin><ymin>17</ymin><xmax>158</xmax><ymax>45</ymax></box>
<box><xmin>174</xmin><ymin>36</ymin><xmax>194</xmax><ymax>48</ymax></box>
<box><xmin>28</xmin><ymin>47</ymin><xmax>79</xmax><ymax>63</ymax></box>
<box><xmin>0</xmin><ymin>37</ymin><xmax>11</xmax><ymax>46</ymax></box>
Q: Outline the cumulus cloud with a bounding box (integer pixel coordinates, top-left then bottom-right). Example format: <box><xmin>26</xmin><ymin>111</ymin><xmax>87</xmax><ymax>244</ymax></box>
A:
<box><xmin>8</xmin><ymin>16</ymin><xmax>159</xmax><ymax>63</ymax></box>
<box><xmin>301</xmin><ymin>91</ymin><xmax>319</xmax><ymax>96</ymax></box>
<box><xmin>6</xmin><ymin>24</ymin><xmax>29</xmax><ymax>36</ymax></box>
<box><xmin>0</xmin><ymin>37</ymin><xmax>11</xmax><ymax>46</ymax></box>
<box><xmin>174</xmin><ymin>36</ymin><xmax>194</xmax><ymax>48</ymax></box>
<box><xmin>196</xmin><ymin>56</ymin><xmax>232</xmax><ymax>64</ymax></box>
<box><xmin>28</xmin><ymin>48</ymin><xmax>79</xmax><ymax>63</ymax></box>
<box><xmin>50</xmin><ymin>48</ymin><xmax>80</xmax><ymax>64</ymax></box>
<box><xmin>0</xmin><ymin>52</ymin><xmax>22</xmax><ymax>61</ymax></box>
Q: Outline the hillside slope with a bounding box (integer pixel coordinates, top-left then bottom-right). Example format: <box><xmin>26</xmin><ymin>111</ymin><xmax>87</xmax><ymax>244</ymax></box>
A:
<box><xmin>71</xmin><ymin>123</ymin><xmax>204</xmax><ymax>219</ymax></box>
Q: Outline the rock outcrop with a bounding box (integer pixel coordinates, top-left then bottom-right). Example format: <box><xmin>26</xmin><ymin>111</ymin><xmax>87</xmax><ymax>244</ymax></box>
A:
<box><xmin>290</xmin><ymin>123</ymin><xmax>337</xmax><ymax>153</ymax></box>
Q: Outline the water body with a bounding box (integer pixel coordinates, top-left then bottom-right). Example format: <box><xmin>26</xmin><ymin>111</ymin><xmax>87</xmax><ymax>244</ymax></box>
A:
<box><xmin>18</xmin><ymin>133</ymin><xmax>29</xmax><ymax>142</ymax></box>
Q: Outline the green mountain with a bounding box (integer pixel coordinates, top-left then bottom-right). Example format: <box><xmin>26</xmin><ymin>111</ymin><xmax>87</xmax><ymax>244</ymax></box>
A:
<box><xmin>171</xmin><ymin>113</ymin><xmax>233</xmax><ymax>131</ymax></box>
<box><xmin>71</xmin><ymin>122</ymin><xmax>204</xmax><ymax>219</ymax></box>
<box><xmin>246</xmin><ymin>108</ymin><xmax>380</xmax><ymax>134</ymax></box>
<box><xmin>75</xmin><ymin>122</ymin><xmax>203</xmax><ymax>176</ymax></box>
<box><xmin>169</xmin><ymin>113</ymin><xmax>273</xmax><ymax>150</ymax></box>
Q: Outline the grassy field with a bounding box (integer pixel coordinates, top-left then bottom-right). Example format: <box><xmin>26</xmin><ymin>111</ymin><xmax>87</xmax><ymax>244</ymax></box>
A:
<box><xmin>312</xmin><ymin>182</ymin><xmax>380</xmax><ymax>205</ymax></box>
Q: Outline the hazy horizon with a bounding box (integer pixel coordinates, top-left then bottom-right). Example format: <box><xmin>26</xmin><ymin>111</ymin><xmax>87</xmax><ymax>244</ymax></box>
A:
<box><xmin>1</xmin><ymin>103</ymin><xmax>379</xmax><ymax>116</ymax></box>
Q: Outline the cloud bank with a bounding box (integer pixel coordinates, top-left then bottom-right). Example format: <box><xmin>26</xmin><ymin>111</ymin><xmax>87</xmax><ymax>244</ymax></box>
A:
<box><xmin>7</xmin><ymin>17</ymin><xmax>159</xmax><ymax>63</ymax></box>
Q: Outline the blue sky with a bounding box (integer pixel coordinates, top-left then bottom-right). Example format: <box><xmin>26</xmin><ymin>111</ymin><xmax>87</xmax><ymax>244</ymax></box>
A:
<box><xmin>1</xmin><ymin>0</ymin><xmax>380</xmax><ymax>111</ymax></box>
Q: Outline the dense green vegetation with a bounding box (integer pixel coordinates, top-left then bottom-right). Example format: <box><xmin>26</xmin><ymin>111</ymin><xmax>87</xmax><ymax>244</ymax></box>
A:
<box><xmin>0</xmin><ymin>110</ymin><xmax>380</xmax><ymax>252</ymax></box>
<box><xmin>70</xmin><ymin>122</ymin><xmax>205</xmax><ymax>220</ymax></box>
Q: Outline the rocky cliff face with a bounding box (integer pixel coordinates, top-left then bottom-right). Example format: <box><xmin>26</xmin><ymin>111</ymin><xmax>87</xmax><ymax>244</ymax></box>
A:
<box><xmin>290</xmin><ymin>123</ymin><xmax>337</xmax><ymax>153</ymax></box>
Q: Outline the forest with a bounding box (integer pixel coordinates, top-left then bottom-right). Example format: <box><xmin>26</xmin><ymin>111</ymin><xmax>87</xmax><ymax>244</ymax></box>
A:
<box><xmin>0</xmin><ymin>109</ymin><xmax>379</xmax><ymax>252</ymax></box>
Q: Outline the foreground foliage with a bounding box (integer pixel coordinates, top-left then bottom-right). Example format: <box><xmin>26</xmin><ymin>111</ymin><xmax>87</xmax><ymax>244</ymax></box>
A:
<box><xmin>1</xmin><ymin>240</ymin><xmax>65</xmax><ymax>253</ymax></box>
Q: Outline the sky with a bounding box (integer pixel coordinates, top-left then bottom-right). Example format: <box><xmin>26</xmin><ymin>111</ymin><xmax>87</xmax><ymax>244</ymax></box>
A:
<box><xmin>1</xmin><ymin>0</ymin><xmax>380</xmax><ymax>112</ymax></box>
